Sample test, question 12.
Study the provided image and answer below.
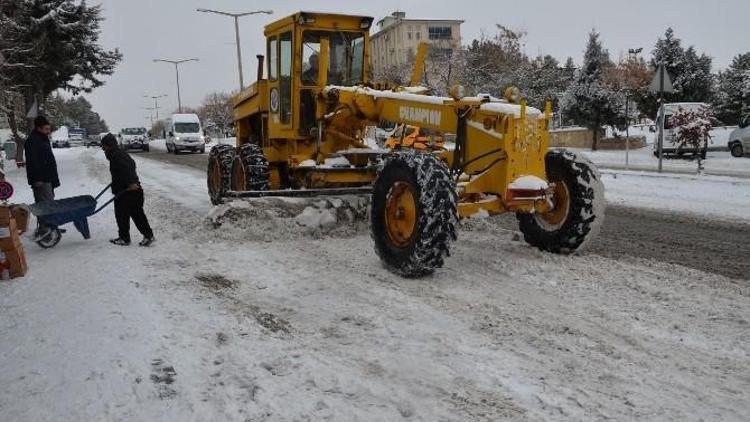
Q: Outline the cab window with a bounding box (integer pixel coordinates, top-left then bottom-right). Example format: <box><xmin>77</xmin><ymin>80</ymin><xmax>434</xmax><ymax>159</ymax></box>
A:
<box><xmin>268</xmin><ymin>36</ymin><xmax>278</xmax><ymax>81</ymax></box>
<box><xmin>302</xmin><ymin>33</ymin><xmax>320</xmax><ymax>86</ymax></box>
<box><xmin>302</xmin><ymin>31</ymin><xmax>365</xmax><ymax>86</ymax></box>
<box><xmin>279</xmin><ymin>31</ymin><xmax>292</xmax><ymax>124</ymax></box>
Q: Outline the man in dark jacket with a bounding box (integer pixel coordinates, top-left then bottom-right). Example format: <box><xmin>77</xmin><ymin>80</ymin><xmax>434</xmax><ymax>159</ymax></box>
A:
<box><xmin>24</xmin><ymin>115</ymin><xmax>60</xmax><ymax>238</ymax></box>
<box><xmin>101</xmin><ymin>134</ymin><xmax>154</xmax><ymax>246</ymax></box>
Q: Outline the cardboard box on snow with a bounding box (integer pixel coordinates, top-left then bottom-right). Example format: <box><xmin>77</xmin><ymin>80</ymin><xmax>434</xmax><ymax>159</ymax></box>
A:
<box><xmin>10</xmin><ymin>205</ymin><xmax>30</xmax><ymax>233</ymax></box>
<box><xmin>0</xmin><ymin>218</ymin><xmax>21</xmax><ymax>251</ymax></box>
<box><xmin>4</xmin><ymin>248</ymin><xmax>28</xmax><ymax>278</ymax></box>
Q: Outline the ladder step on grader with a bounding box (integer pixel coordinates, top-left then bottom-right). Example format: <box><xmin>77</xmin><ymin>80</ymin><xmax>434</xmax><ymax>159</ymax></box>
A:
<box><xmin>206</xmin><ymin>11</ymin><xmax>605</xmax><ymax>277</ymax></box>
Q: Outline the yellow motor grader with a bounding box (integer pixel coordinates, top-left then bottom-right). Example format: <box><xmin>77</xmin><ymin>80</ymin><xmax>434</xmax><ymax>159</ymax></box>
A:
<box><xmin>207</xmin><ymin>11</ymin><xmax>605</xmax><ymax>277</ymax></box>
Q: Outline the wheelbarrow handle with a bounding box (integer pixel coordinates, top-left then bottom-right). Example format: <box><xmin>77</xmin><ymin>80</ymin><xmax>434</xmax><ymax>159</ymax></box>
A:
<box><xmin>92</xmin><ymin>188</ymin><xmax>128</xmax><ymax>215</ymax></box>
<box><xmin>94</xmin><ymin>184</ymin><xmax>113</xmax><ymax>201</ymax></box>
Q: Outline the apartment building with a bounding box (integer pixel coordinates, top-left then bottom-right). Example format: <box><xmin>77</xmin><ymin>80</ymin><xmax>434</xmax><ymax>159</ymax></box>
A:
<box><xmin>371</xmin><ymin>11</ymin><xmax>464</xmax><ymax>73</ymax></box>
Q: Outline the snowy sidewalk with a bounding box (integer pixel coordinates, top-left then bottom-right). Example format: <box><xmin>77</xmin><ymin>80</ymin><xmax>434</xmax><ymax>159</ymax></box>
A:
<box><xmin>600</xmin><ymin>169</ymin><xmax>750</xmax><ymax>223</ymax></box>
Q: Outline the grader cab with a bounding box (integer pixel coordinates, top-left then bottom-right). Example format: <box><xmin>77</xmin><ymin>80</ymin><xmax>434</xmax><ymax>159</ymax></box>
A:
<box><xmin>207</xmin><ymin>11</ymin><xmax>605</xmax><ymax>277</ymax></box>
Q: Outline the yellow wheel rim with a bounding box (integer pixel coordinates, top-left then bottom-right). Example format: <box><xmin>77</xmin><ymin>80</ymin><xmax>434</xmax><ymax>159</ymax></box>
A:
<box><xmin>385</xmin><ymin>182</ymin><xmax>418</xmax><ymax>247</ymax></box>
<box><xmin>231</xmin><ymin>158</ymin><xmax>246</xmax><ymax>191</ymax></box>
<box><xmin>210</xmin><ymin>157</ymin><xmax>222</xmax><ymax>193</ymax></box>
<box><xmin>538</xmin><ymin>180</ymin><xmax>570</xmax><ymax>228</ymax></box>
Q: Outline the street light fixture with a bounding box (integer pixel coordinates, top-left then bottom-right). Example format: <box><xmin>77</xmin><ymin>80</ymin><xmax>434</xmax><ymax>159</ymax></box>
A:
<box><xmin>196</xmin><ymin>8</ymin><xmax>273</xmax><ymax>91</ymax></box>
<box><xmin>143</xmin><ymin>94</ymin><xmax>167</xmax><ymax>120</ymax></box>
<box><xmin>152</xmin><ymin>59</ymin><xmax>199</xmax><ymax>113</ymax></box>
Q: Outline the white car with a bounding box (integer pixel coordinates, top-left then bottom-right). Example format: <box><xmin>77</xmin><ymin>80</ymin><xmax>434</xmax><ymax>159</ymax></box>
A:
<box><xmin>728</xmin><ymin>115</ymin><xmax>749</xmax><ymax>158</ymax></box>
<box><xmin>165</xmin><ymin>113</ymin><xmax>205</xmax><ymax>154</ymax></box>
<box><xmin>118</xmin><ymin>127</ymin><xmax>149</xmax><ymax>152</ymax></box>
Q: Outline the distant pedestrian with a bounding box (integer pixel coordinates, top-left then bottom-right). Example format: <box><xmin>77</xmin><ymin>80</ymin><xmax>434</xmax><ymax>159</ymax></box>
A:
<box><xmin>24</xmin><ymin>115</ymin><xmax>60</xmax><ymax>239</ymax></box>
<box><xmin>100</xmin><ymin>134</ymin><xmax>155</xmax><ymax>247</ymax></box>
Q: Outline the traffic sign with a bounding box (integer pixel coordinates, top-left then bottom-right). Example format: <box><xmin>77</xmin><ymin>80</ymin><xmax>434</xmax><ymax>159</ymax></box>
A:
<box><xmin>649</xmin><ymin>64</ymin><xmax>674</xmax><ymax>94</ymax></box>
<box><xmin>0</xmin><ymin>181</ymin><xmax>14</xmax><ymax>201</ymax></box>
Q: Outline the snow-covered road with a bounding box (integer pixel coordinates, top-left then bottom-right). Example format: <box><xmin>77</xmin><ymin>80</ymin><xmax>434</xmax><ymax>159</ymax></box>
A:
<box><xmin>0</xmin><ymin>147</ymin><xmax>748</xmax><ymax>421</ymax></box>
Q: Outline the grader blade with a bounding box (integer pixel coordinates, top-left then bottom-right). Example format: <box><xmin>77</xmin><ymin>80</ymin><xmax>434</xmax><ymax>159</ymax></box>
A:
<box><xmin>225</xmin><ymin>186</ymin><xmax>373</xmax><ymax>199</ymax></box>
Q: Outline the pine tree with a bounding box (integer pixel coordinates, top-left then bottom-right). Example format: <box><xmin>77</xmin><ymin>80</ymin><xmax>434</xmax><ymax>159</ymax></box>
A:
<box><xmin>561</xmin><ymin>30</ymin><xmax>624</xmax><ymax>150</ymax></box>
<box><xmin>636</xmin><ymin>28</ymin><xmax>714</xmax><ymax>118</ymax></box>
<box><xmin>714</xmin><ymin>52</ymin><xmax>750</xmax><ymax>124</ymax></box>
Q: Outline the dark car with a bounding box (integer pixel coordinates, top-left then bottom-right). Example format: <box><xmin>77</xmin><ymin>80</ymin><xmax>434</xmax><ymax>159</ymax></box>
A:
<box><xmin>52</xmin><ymin>139</ymin><xmax>71</xmax><ymax>148</ymax></box>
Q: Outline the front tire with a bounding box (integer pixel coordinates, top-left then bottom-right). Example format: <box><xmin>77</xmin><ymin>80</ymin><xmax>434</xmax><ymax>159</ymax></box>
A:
<box><xmin>517</xmin><ymin>150</ymin><xmax>605</xmax><ymax>254</ymax></box>
<box><xmin>230</xmin><ymin>143</ymin><xmax>270</xmax><ymax>191</ymax></box>
<box><xmin>371</xmin><ymin>150</ymin><xmax>458</xmax><ymax>277</ymax></box>
<box><xmin>730</xmin><ymin>143</ymin><xmax>744</xmax><ymax>158</ymax></box>
<box><xmin>207</xmin><ymin>144</ymin><xmax>236</xmax><ymax>205</ymax></box>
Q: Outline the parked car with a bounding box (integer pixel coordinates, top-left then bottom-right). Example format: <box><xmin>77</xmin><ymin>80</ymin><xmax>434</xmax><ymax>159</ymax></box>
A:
<box><xmin>654</xmin><ymin>102</ymin><xmax>715</xmax><ymax>158</ymax></box>
<box><xmin>85</xmin><ymin>134</ymin><xmax>102</xmax><ymax>148</ymax></box>
<box><xmin>52</xmin><ymin>139</ymin><xmax>71</xmax><ymax>148</ymax></box>
<box><xmin>728</xmin><ymin>115</ymin><xmax>750</xmax><ymax>158</ymax></box>
<box><xmin>118</xmin><ymin>127</ymin><xmax>149</xmax><ymax>152</ymax></box>
<box><xmin>165</xmin><ymin>114</ymin><xmax>205</xmax><ymax>154</ymax></box>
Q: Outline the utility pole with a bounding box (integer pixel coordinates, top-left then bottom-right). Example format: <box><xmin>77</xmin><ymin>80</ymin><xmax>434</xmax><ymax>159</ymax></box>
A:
<box><xmin>196</xmin><ymin>8</ymin><xmax>273</xmax><ymax>91</ymax></box>
<box><xmin>144</xmin><ymin>94</ymin><xmax>167</xmax><ymax>120</ymax></box>
<box><xmin>153</xmin><ymin>59</ymin><xmax>199</xmax><ymax>113</ymax></box>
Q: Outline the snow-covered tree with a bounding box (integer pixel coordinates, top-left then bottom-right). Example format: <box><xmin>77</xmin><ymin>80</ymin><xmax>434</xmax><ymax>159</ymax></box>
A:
<box><xmin>459</xmin><ymin>26</ymin><xmax>572</xmax><ymax>109</ymax></box>
<box><xmin>714</xmin><ymin>52</ymin><xmax>750</xmax><ymax>124</ymax></box>
<box><xmin>47</xmin><ymin>94</ymin><xmax>109</xmax><ymax>134</ymax></box>
<box><xmin>561</xmin><ymin>30</ymin><xmax>624</xmax><ymax>150</ymax></box>
<box><xmin>670</xmin><ymin>105</ymin><xmax>713</xmax><ymax>173</ymax></box>
<box><xmin>0</xmin><ymin>0</ymin><xmax>121</xmax><ymax>131</ymax></box>
<box><xmin>198</xmin><ymin>92</ymin><xmax>234</xmax><ymax>137</ymax></box>
<box><xmin>636</xmin><ymin>28</ymin><xmax>714</xmax><ymax>118</ymax></box>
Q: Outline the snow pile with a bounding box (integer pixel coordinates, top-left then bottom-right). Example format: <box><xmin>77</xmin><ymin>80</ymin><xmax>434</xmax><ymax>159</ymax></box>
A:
<box><xmin>207</xmin><ymin>196</ymin><xmax>371</xmax><ymax>240</ymax></box>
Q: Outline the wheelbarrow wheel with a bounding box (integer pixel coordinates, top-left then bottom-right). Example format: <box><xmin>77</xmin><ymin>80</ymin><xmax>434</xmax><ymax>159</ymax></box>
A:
<box><xmin>37</xmin><ymin>228</ymin><xmax>62</xmax><ymax>249</ymax></box>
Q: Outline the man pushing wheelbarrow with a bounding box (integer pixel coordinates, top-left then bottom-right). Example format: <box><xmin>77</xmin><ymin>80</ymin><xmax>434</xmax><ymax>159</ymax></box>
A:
<box><xmin>28</xmin><ymin>134</ymin><xmax>155</xmax><ymax>248</ymax></box>
<box><xmin>101</xmin><ymin>134</ymin><xmax>155</xmax><ymax>247</ymax></box>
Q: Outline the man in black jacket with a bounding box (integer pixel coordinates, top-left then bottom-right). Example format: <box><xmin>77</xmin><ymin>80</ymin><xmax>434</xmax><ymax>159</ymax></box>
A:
<box><xmin>101</xmin><ymin>134</ymin><xmax>154</xmax><ymax>246</ymax></box>
<box><xmin>24</xmin><ymin>116</ymin><xmax>60</xmax><ymax>238</ymax></box>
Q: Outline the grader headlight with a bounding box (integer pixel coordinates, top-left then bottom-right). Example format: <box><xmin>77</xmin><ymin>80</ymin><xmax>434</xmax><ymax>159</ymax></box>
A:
<box><xmin>449</xmin><ymin>85</ymin><xmax>466</xmax><ymax>101</ymax></box>
<box><xmin>504</xmin><ymin>86</ymin><xmax>521</xmax><ymax>103</ymax></box>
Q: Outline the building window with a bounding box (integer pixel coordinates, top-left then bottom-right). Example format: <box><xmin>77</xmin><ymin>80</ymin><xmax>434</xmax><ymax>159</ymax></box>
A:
<box><xmin>428</xmin><ymin>26</ymin><xmax>452</xmax><ymax>40</ymax></box>
<box><xmin>416</xmin><ymin>31</ymin><xmax>421</xmax><ymax>40</ymax></box>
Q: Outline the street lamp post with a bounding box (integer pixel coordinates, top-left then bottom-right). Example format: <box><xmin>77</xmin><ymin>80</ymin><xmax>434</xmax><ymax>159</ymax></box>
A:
<box><xmin>143</xmin><ymin>94</ymin><xmax>167</xmax><ymax>120</ymax></box>
<box><xmin>153</xmin><ymin>59</ymin><xmax>199</xmax><ymax>113</ymax></box>
<box><xmin>196</xmin><ymin>8</ymin><xmax>273</xmax><ymax>91</ymax></box>
<box><xmin>625</xmin><ymin>47</ymin><xmax>643</xmax><ymax>170</ymax></box>
<box><xmin>144</xmin><ymin>107</ymin><xmax>157</xmax><ymax>125</ymax></box>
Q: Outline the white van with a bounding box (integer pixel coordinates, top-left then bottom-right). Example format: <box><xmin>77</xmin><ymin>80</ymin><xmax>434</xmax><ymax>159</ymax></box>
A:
<box><xmin>728</xmin><ymin>115</ymin><xmax>750</xmax><ymax>158</ymax></box>
<box><xmin>165</xmin><ymin>113</ymin><xmax>205</xmax><ymax>154</ymax></box>
<box><xmin>655</xmin><ymin>102</ymin><xmax>712</xmax><ymax>156</ymax></box>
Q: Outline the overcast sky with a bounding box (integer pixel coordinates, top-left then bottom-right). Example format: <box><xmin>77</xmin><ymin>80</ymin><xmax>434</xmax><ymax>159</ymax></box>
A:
<box><xmin>85</xmin><ymin>0</ymin><xmax>750</xmax><ymax>131</ymax></box>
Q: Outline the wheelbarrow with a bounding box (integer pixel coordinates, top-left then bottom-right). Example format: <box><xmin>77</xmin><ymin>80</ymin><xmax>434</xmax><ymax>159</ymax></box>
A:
<box><xmin>28</xmin><ymin>184</ymin><xmax>124</xmax><ymax>248</ymax></box>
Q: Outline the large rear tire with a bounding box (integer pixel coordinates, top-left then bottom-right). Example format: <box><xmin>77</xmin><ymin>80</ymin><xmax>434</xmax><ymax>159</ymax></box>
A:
<box><xmin>371</xmin><ymin>150</ymin><xmax>458</xmax><ymax>277</ymax></box>
<box><xmin>230</xmin><ymin>143</ymin><xmax>270</xmax><ymax>192</ymax></box>
<box><xmin>517</xmin><ymin>150</ymin><xmax>605</xmax><ymax>254</ymax></box>
<box><xmin>207</xmin><ymin>144</ymin><xmax>236</xmax><ymax>205</ymax></box>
